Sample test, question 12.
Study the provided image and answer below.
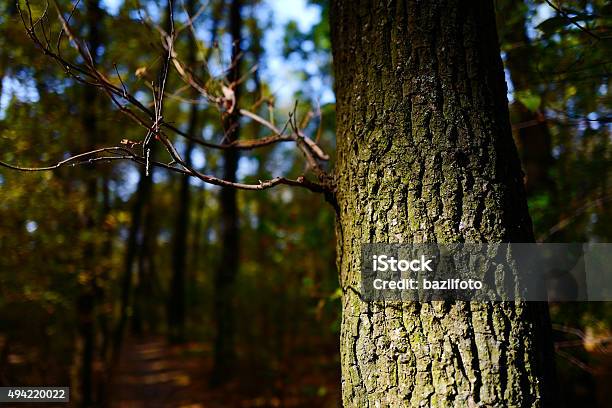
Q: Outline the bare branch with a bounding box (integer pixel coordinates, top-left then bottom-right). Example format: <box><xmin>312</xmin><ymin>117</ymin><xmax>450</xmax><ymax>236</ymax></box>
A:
<box><xmin>544</xmin><ymin>0</ymin><xmax>600</xmax><ymax>41</ymax></box>
<box><xmin>9</xmin><ymin>0</ymin><xmax>336</xmax><ymax>195</ymax></box>
<box><xmin>0</xmin><ymin>147</ymin><xmax>328</xmax><ymax>193</ymax></box>
<box><xmin>0</xmin><ymin>147</ymin><xmax>134</xmax><ymax>171</ymax></box>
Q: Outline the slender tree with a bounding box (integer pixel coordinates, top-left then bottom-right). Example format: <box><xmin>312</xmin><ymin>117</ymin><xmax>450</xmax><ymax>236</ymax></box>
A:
<box><xmin>189</xmin><ymin>0</ymin><xmax>224</xmax><ymax>275</ymax></box>
<box><xmin>113</xmin><ymin>165</ymin><xmax>149</xmax><ymax>360</ymax></box>
<box><xmin>168</xmin><ymin>0</ymin><xmax>201</xmax><ymax>343</ymax></box>
<box><xmin>497</xmin><ymin>0</ymin><xmax>555</xmax><ymax>199</ymax></box>
<box><xmin>212</xmin><ymin>0</ymin><xmax>243</xmax><ymax>385</ymax></box>
<box><xmin>132</xmin><ymin>178</ymin><xmax>159</xmax><ymax>334</ymax></box>
<box><xmin>329</xmin><ymin>1</ymin><xmax>557</xmax><ymax>406</ymax></box>
<box><xmin>76</xmin><ymin>1</ymin><xmax>103</xmax><ymax>405</ymax></box>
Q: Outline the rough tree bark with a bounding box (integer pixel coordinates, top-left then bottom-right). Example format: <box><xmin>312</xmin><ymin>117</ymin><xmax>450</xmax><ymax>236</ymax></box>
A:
<box><xmin>212</xmin><ymin>0</ymin><xmax>242</xmax><ymax>385</ymax></box>
<box><xmin>330</xmin><ymin>1</ymin><xmax>557</xmax><ymax>406</ymax></box>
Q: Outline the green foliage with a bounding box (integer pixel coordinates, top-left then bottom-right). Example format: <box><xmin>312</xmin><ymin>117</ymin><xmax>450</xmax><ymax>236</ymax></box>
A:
<box><xmin>515</xmin><ymin>89</ymin><xmax>542</xmax><ymax>112</ymax></box>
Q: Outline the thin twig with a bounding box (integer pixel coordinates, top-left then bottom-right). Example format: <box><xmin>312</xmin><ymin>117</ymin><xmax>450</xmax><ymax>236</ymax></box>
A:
<box><xmin>544</xmin><ymin>0</ymin><xmax>600</xmax><ymax>40</ymax></box>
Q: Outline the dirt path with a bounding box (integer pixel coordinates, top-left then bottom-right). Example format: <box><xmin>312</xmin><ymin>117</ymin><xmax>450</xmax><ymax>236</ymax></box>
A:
<box><xmin>109</xmin><ymin>337</ymin><xmax>209</xmax><ymax>408</ymax></box>
<box><xmin>108</xmin><ymin>336</ymin><xmax>340</xmax><ymax>407</ymax></box>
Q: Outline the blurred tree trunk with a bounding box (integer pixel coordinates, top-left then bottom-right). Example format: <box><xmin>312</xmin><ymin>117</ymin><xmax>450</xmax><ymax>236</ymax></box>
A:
<box><xmin>189</xmin><ymin>0</ymin><xmax>223</xmax><ymax>276</ymax></box>
<box><xmin>497</xmin><ymin>0</ymin><xmax>555</xmax><ymax>199</ymax></box>
<box><xmin>96</xmin><ymin>173</ymin><xmax>113</xmax><ymax>405</ymax></box>
<box><xmin>212</xmin><ymin>0</ymin><xmax>242</xmax><ymax>386</ymax></box>
<box><xmin>129</xmin><ymin>0</ymin><xmax>174</xmax><ymax>339</ymax></box>
<box><xmin>133</xmin><ymin>185</ymin><xmax>158</xmax><ymax>335</ymax></box>
<box><xmin>189</xmin><ymin>188</ymin><xmax>207</xmax><ymax>285</ymax></box>
<box><xmin>0</xmin><ymin>0</ymin><xmax>18</xmax><ymax>95</ymax></box>
<box><xmin>168</xmin><ymin>0</ymin><xmax>201</xmax><ymax>344</ymax></box>
<box><xmin>77</xmin><ymin>1</ymin><xmax>103</xmax><ymax>405</ymax></box>
<box><xmin>330</xmin><ymin>1</ymin><xmax>557</xmax><ymax>406</ymax></box>
<box><xmin>113</xmin><ymin>165</ymin><xmax>149</xmax><ymax>361</ymax></box>
<box><xmin>496</xmin><ymin>0</ymin><xmax>561</xmax><ymax>242</ymax></box>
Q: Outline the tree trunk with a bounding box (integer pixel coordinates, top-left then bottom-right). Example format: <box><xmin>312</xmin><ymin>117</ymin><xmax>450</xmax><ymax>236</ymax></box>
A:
<box><xmin>168</xmin><ymin>0</ymin><xmax>200</xmax><ymax>344</ymax></box>
<box><xmin>188</xmin><ymin>0</ymin><xmax>222</xmax><ymax>276</ymax></box>
<box><xmin>113</xmin><ymin>164</ymin><xmax>150</xmax><ymax>363</ymax></box>
<box><xmin>211</xmin><ymin>0</ymin><xmax>242</xmax><ymax>386</ymax></box>
<box><xmin>77</xmin><ymin>1</ymin><xmax>103</xmax><ymax>405</ymax></box>
<box><xmin>497</xmin><ymin>0</ymin><xmax>555</xmax><ymax>199</ymax></box>
<box><xmin>133</xmin><ymin>183</ymin><xmax>159</xmax><ymax>334</ymax></box>
<box><xmin>497</xmin><ymin>0</ymin><xmax>559</xmax><ymax>242</ymax></box>
<box><xmin>330</xmin><ymin>1</ymin><xmax>557</xmax><ymax>406</ymax></box>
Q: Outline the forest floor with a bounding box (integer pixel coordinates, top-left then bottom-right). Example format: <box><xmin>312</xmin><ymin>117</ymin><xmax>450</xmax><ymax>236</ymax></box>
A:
<box><xmin>108</xmin><ymin>336</ymin><xmax>340</xmax><ymax>408</ymax></box>
<box><xmin>109</xmin><ymin>337</ymin><xmax>209</xmax><ymax>408</ymax></box>
<box><xmin>109</xmin><ymin>336</ymin><xmax>265</xmax><ymax>408</ymax></box>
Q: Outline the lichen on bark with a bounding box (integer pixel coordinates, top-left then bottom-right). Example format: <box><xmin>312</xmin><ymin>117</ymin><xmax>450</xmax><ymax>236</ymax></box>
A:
<box><xmin>330</xmin><ymin>1</ymin><xmax>557</xmax><ymax>406</ymax></box>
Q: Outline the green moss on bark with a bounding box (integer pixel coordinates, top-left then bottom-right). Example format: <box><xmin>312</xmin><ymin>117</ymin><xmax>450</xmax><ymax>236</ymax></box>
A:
<box><xmin>330</xmin><ymin>1</ymin><xmax>557</xmax><ymax>406</ymax></box>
